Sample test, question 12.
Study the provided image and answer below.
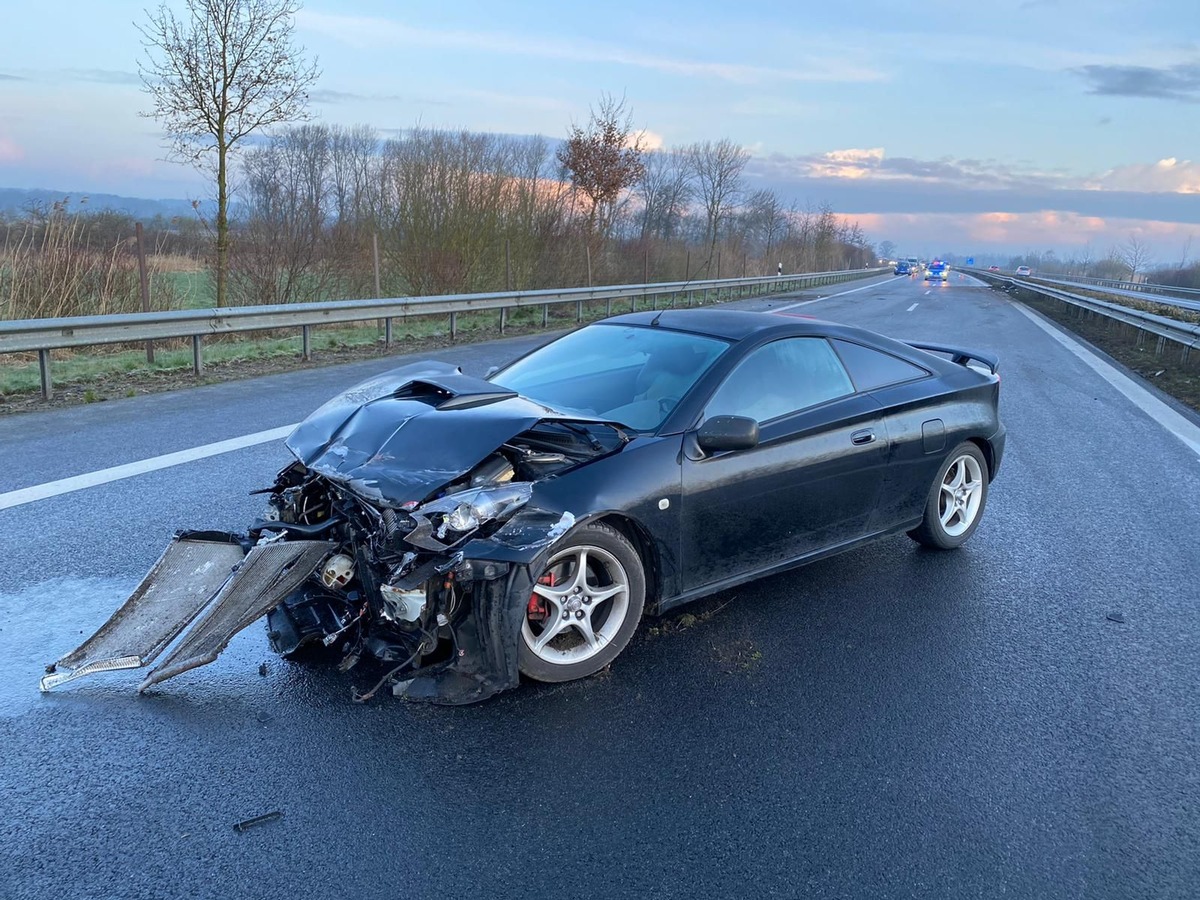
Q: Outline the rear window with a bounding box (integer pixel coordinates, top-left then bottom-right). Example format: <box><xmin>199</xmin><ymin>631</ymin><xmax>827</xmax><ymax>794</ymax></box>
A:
<box><xmin>833</xmin><ymin>340</ymin><xmax>930</xmax><ymax>391</ymax></box>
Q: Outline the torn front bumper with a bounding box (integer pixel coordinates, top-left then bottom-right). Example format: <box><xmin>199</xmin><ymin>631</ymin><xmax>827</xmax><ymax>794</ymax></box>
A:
<box><xmin>41</xmin><ymin>533</ymin><xmax>332</xmax><ymax>693</ymax></box>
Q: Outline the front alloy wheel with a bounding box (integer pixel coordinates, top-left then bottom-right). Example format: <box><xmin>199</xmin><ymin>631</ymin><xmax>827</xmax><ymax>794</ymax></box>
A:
<box><xmin>908</xmin><ymin>442</ymin><xmax>989</xmax><ymax>549</ymax></box>
<box><xmin>518</xmin><ymin>521</ymin><xmax>645</xmax><ymax>683</ymax></box>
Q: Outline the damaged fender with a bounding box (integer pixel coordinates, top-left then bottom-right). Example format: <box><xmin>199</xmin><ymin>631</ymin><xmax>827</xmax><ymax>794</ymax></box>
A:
<box><xmin>395</xmin><ymin>508</ymin><xmax>578</xmax><ymax>704</ymax></box>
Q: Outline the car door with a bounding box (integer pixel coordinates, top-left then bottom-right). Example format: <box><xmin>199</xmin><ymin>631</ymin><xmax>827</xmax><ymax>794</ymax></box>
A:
<box><xmin>679</xmin><ymin>337</ymin><xmax>888</xmax><ymax>592</ymax></box>
<box><xmin>828</xmin><ymin>339</ymin><xmax>945</xmax><ymax>533</ymax></box>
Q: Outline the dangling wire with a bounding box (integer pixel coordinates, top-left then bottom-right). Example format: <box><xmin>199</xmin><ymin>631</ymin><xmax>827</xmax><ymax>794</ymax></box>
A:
<box><xmin>351</xmin><ymin>628</ymin><xmax>437</xmax><ymax>704</ymax></box>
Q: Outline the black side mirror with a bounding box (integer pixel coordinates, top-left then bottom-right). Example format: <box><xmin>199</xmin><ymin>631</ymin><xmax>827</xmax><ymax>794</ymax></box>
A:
<box><xmin>697</xmin><ymin>415</ymin><xmax>759</xmax><ymax>453</ymax></box>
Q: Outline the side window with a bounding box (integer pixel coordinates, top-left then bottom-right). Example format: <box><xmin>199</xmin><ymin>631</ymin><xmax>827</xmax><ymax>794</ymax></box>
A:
<box><xmin>705</xmin><ymin>338</ymin><xmax>854</xmax><ymax>424</ymax></box>
<box><xmin>832</xmin><ymin>340</ymin><xmax>930</xmax><ymax>391</ymax></box>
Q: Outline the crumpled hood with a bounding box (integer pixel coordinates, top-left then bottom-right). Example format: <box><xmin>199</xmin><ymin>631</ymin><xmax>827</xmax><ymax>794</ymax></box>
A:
<box><xmin>286</xmin><ymin>361</ymin><xmax>619</xmax><ymax>508</ymax></box>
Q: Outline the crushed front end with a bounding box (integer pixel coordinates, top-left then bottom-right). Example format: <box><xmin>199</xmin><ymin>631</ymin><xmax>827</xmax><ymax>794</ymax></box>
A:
<box><xmin>42</xmin><ymin>363</ymin><xmax>626</xmax><ymax>705</ymax></box>
<box><xmin>259</xmin><ymin>417</ymin><xmax>609</xmax><ymax>704</ymax></box>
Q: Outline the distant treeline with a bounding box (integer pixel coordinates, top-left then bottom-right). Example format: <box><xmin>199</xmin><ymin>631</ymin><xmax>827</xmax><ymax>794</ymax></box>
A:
<box><xmin>1</xmin><ymin>123</ymin><xmax>879</xmax><ymax>319</ymax></box>
<box><xmin>1005</xmin><ymin>243</ymin><xmax>1200</xmax><ymax>289</ymax></box>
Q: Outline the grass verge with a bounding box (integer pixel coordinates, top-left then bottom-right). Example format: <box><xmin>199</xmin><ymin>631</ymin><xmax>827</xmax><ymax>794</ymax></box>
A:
<box><xmin>1007</xmin><ymin>284</ymin><xmax>1200</xmax><ymax>415</ymax></box>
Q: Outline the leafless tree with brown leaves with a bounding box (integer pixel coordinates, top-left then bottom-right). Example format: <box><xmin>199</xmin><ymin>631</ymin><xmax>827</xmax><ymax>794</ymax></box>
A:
<box><xmin>139</xmin><ymin>0</ymin><xmax>319</xmax><ymax>306</ymax></box>
<box><xmin>557</xmin><ymin>94</ymin><xmax>647</xmax><ymax>238</ymax></box>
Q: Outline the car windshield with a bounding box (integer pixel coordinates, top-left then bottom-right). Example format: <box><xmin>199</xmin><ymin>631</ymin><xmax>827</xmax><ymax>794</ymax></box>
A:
<box><xmin>491</xmin><ymin>323</ymin><xmax>730</xmax><ymax>431</ymax></box>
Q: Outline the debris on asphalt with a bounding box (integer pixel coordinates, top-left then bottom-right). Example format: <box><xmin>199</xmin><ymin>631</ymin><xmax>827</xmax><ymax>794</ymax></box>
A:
<box><xmin>233</xmin><ymin>810</ymin><xmax>282</xmax><ymax>833</ymax></box>
<box><xmin>1106</xmin><ymin>612</ymin><xmax>1126</xmax><ymax>624</ymax></box>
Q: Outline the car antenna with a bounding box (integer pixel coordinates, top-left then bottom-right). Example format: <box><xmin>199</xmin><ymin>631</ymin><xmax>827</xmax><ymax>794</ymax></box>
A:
<box><xmin>650</xmin><ymin>254</ymin><xmax>714</xmax><ymax>326</ymax></box>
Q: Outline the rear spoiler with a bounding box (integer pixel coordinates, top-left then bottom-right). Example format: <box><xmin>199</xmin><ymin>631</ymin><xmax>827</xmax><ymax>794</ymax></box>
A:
<box><xmin>904</xmin><ymin>342</ymin><xmax>999</xmax><ymax>375</ymax></box>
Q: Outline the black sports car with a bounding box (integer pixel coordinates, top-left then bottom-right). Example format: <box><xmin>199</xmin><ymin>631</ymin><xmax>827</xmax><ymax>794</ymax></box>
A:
<box><xmin>42</xmin><ymin>310</ymin><xmax>1005</xmax><ymax>704</ymax></box>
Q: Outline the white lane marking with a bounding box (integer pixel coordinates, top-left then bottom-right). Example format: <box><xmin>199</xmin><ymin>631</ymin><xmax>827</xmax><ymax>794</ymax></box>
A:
<box><xmin>0</xmin><ymin>425</ymin><xmax>297</xmax><ymax>512</ymax></box>
<box><xmin>773</xmin><ymin>278</ymin><xmax>888</xmax><ymax>312</ymax></box>
<box><xmin>907</xmin><ymin>302</ymin><xmax>919</xmax><ymax>312</ymax></box>
<box><xmin>1012</xmin><ymin>303</ymin><xmax>1200</xmax><ymax>459</ymax></box>
<box><xmin>924</xmin><ymin>290</ymin><xmax>931</xmax><ymax>295</ymax></box>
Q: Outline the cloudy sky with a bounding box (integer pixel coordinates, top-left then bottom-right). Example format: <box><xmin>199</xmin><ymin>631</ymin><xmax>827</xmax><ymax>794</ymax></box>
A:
<box><xmin>1</xmin><ymin>0</ymin><xmax>1197</xmax><ymax>259</ymax></box>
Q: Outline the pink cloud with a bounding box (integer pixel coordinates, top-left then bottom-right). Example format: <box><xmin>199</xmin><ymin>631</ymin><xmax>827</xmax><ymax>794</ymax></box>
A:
<box><xmin>835</xmin><ymin>210</ymin><xmax>1198</xmax><ymax>257</ymax></box>
<box><xmin>0</xmin><ymin>135</ymin><xmax>25</xmax><ymax>164</ymax></box>
<box><xmin>1084</xmin><ymin>158</ymin><xmax>1200</xmax><ymax>194</ymax></box>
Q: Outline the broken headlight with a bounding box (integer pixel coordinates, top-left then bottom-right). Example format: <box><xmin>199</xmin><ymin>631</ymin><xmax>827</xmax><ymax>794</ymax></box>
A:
<box><xmin>420</xmin><ymin>482</ymin><xmax>534</xmax><ymax>534</ymax></box>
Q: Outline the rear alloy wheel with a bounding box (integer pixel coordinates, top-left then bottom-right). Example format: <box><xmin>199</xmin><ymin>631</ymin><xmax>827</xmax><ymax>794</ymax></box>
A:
<box><xmin>908</xmin><ymin>442</ymin><xmax>989</xmax><ymax>550</ymax></box>
<box><xmin>518</xmin><ymin>522</ymin><xmax>645</xmax><ymax>683</ymax></box>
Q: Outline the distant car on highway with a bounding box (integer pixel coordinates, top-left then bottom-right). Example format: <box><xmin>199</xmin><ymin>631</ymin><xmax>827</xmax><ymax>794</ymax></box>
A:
<box><xmin>988</xmin><ymin>265</ymin><xmax>1001</xmax><ymax>272</ymax></box>
<box><xmin>924</xmin><ymin>260</ymin><xmax>949</xmax><ymax>282</ymax></box>
<box><xmin>894</xmin><ymin>261</ymin><xmax>912</xmax><ymax>275</ymax></box>
<box><xmin>1014</xmin><ymin>266</ymin><xmax>1032</xmax><ymax>276</ymax></box>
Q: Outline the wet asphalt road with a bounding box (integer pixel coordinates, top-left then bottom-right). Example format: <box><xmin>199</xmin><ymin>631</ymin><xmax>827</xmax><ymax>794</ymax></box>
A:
<box><xmin>2</xmin><ymin>272</ymin><xmax>1199</xmax><ymax>899</ymax></box>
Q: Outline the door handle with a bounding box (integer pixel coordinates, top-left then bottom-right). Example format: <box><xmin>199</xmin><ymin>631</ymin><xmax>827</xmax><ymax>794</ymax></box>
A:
<box><xmin>851</xmin><ymin>429</ymin><xmax>876</xmax><ymax>445</ymax></box>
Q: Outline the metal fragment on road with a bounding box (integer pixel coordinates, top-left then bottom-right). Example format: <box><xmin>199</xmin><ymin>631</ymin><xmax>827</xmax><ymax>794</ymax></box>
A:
<box><xmin>40</xmin><ymin>535</ymin><xmax>247</xmax><ymax>691</ymax></box>
<box><xmin>233</xmin><ymin>810</ymin><xmax>282</xmax><ymax>833</ymax></box>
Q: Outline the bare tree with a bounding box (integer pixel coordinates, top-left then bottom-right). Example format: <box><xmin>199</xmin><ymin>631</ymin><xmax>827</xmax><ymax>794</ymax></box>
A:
<box><xmin>739</xmin><ymin>189</ymin><xmax>787</xmax><ymax>263</ymax></box>
<box><xmin>329</xmin><ymin>124</ymin><xmax>379</xmax><ymax>226</ymax></box>
<box><xmin>556</xmin><ymin>94</ymin><xmax>646</xmax><ymax>237</ymax></box>
<box><xmin>139</xmin><ymin>0</ymin><xmax>319</xmax><ymax>306</ymax></box>
<box><xmin>233</xmin><ymin>123</ymin><xmax>332</xmax><ymax>305</ymax></box>
<box><xmin>687</xmin><ymin>139</ymin><xmax>749</xmax><ymax>258</ymax></box>
<box><xmin>636</xmin><ymin>149</ymin><xmax>693</xmax><ymax>242</ymax></box>
<box><xmin>1116</xmin><ymin>234</ymin><xmax>1152</xmax><ymax>280</ymax></box>
<box><xmin>877</xmin><ymin>240</ymin><xmax>896</xmax><ymax>261</ymax></box>
<box><xmin>1075</xmin><ymin>242</ymin><xmax>1093</xmax><ymax>276</ymax></box>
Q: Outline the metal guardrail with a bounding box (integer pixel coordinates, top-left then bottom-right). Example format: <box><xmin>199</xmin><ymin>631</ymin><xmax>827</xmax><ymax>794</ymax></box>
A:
<box><xmin>967</xmin><ymin>269</ymin><xmax>1200</xmax><ymax>362</ymax></box>
<box><xmin>1017</xmin><ymin>274</ymin><xmax>1200</xmax><ymax>313</ymax></box>
<box><xmin>1</xmin><ymin>267</ymin><xmax>888</xmax><ymax>399</ymax></box>
<box><xmin>1031</xmin><ymin>272</ymin><xmax>1200</xmax><ymax>300</ymax></box>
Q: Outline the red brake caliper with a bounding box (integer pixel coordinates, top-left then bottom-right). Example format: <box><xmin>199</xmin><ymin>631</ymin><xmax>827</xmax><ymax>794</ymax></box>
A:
<box><xmin>527</xmin><ymin>572</ymin><xmax>554</xmax><ymax>622</ymax></box>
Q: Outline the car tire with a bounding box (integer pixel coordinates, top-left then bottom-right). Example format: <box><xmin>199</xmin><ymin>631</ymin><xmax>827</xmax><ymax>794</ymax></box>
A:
<box><xmin>518</xmin><ymin>521</ymin><xmax>645</xmax><ymax>683</ymax></box>
<box><xmin>907</xmin><ymin>442</ymin><xmax>989</xmax><ymax>550</ymax></box>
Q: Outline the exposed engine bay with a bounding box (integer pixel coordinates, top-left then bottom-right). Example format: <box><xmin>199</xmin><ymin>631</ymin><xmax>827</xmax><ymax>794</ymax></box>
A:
<box><xmin>41</xmin><ymin>362</ymin><xmax>629</xmax><ymax>704</ymax></box>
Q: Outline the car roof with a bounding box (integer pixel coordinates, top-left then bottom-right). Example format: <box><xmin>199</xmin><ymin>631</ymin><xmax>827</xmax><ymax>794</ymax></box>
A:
<box><xmin>597</xmin><ymin>308</ymin><xmax>972</xmax><ymax>373</ymax></box>
<box><xmin>601</xmin><ymin>308</ymin><xmax>846</xmax><ymax>341</ymax></box>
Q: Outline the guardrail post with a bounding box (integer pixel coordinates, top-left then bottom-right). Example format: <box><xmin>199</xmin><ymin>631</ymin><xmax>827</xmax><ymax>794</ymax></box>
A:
<box><xmin>192</xmin><ymin>335</ymin><xmax>203</xmax><ymax>375</ymax></box>
<box><xmin>576</xmin><ymin>300</ymin><xmax>583</xmax><ymax>322</ymax></box>
<box><xmin>135</xmin><ymin>222</ymin><xmax>154</xmax><ymax>365</ymax></box>
<box><xmin>38</xmin><ymin>349</ymin><xmax>51</xmax><ymax>400</ymax></box>
<box><xmin>500</xmin><ymin>307</ymin><xmax>507</xmax><ymax>334</ymax></box>
<box><xmin>302</xmin><ymin>325</ymin><xmax>311</xmax><ymax>360</ymax></box>
<box><xmin>384</xmin><ymin>317</ymin><xmax>393</xmax><ymax>348</ymax></box>
<box><xmin>450</xmin><ymin>312</ymin><xmax>458</xmax><ymax>339</ymax></box>
<box><xmin>542</xmin><ymin>304</ymin><xmax>548</xmax><ymax>327</ymax></box>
